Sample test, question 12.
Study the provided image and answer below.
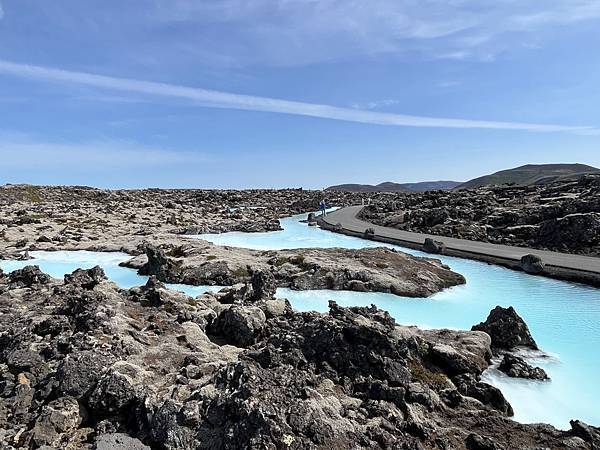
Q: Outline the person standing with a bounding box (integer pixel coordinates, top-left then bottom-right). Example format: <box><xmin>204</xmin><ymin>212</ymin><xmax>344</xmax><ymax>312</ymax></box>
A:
<box><xmin>319</xmin><ymin>199</ymin><xmax>327</xmax><ymax>217</ymax></box>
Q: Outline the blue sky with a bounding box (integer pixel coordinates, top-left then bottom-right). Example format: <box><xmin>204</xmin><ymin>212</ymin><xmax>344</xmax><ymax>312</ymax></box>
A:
<box><xmin>0</xmin><ymin>0</ymin><xmax>599</xmax><ymax>188</ymax></box>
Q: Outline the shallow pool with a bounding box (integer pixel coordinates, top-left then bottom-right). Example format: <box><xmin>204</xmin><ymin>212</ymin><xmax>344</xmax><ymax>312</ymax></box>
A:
<box><xmin>1</xmin><ymin>213</ymin><xmax>599</xmax><ymax>428</ymax></box>
<box><xmin>0</xmin><ymin>250</ymin><xmax>222</xmax><ymax>296</ymax></box>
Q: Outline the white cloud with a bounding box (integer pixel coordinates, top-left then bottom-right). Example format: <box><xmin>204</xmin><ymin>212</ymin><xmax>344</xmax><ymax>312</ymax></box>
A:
<box><xmin>145</xmin><ymin>0</ymin><xmax>600</xmax><ymax>65</ymax></box>
<box><xmin>351</xmin><ymin>99</ymin><xmax>399</xmax><ymax>110</ymax></box>
<box><xmin>0</xmin><ymin>60</ymin><xmax>594</xmax><ymax>133</ymax></box>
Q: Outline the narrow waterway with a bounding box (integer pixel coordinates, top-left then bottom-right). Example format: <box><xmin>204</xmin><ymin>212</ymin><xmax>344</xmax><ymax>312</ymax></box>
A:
<box><xmin>2</xmin><ymin>212</ymin><xmax>599</xmax><ymax>429</ymax></box>
<box><xmin>197</xmin><ymin>213</ymin><xmax>600</xmax><ymax>429</ymax></box>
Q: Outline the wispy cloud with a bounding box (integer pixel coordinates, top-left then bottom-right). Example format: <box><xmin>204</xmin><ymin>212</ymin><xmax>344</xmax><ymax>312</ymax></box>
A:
<box><xmin>146</xmin><ymin>0</ymin><xmax>600</xmax><ymax>65</ymax></box>
<box><xmin>351</xmin><ymin>99</ymin><xmax>399</xmax><ymax>110</ymax></box>
<box><xmin>0</xmin><ymin>2</ymin><xmax>4</xmax><ymax>20</ymax></box>
<box><xmin>0</xmin><ymin>60</ymin><xmax>594</xmax><ymax>133</ymax></box>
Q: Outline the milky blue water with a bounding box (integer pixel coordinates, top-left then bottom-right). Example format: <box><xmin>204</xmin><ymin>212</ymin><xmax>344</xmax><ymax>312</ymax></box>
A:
<box><xmin>1</xmin><ymin>213</ymin><xmax>599</xmax><ymax>428</ymax></box>
<box><xmin>197</xmin><ymin>213</ymin><xmax>600</xmax><ymax>429</ymax></box>
<box><xmin>0</xmin><ymin>251</ymin><xmax>222</xmax><ymax>296</ymax></box>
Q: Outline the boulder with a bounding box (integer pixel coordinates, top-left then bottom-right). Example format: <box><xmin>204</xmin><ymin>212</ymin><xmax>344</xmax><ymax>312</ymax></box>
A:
<box><xmin>95</xmin><ymin>433</ymin><xmax>150</xmax><ymax>450</ymax></box>
<box><xmin>88</xmin><ymin>369</ymin><xmax>138</xmax><ymax>414</ymax></box>
<box><xmin>64</xmin><ymin>266</ymin><xmax>107</xmax><ymax>289</ymax></box>
<box><xmin>453</xmin><ymin>374</ymin><xmax>513</xmax><ymax>416</ymax></box>
<box><xmin>138</xmin><ymin>244</ymin><xmax>179</xmax><ymax>281</ymax></box>
<box><xmin>423</xmin><ymin>238</ymin><xmax>446</xmax><ymax>254</ymax></box>
<box><xmin>363</xmin><ymin>228</ymin><xmax>375</xmax><ymax>239</ymax></box>
<box><xmin>9</xmin><ymin>265</ymin><xmax>50</xmax><ymax>288</ymax></box>
<box><xmin>497</xmin><ymin>354</ymin><xmax>548</xmax><ymax>380</ymax></box>
<box><xmin>250</xmin><ymin>269</ymin><xmax>276</xmax><ymax>301</ymax></box>
<box><xmin>31</xmin><ymin>397</ymin><xmax>82</xmax><ymax>447</ymax></box>
<box><xmin>56</xmin><ymin>351</ymin><xmax>114</xmax><ymax>399</ymax></box>
<box><xmin>520</xmin><ymin>254</ymin><xmax>545</xmax><ymax>275</ymax></box>
<box><xmin>472</xmin><ymin>306</ymin><xmax>538</xmax><ymax>352</ymax></box>
<box><xmin>211</xmin><ymin>305</ymin><xmax>266</xmax><ymax>347</ymax></box>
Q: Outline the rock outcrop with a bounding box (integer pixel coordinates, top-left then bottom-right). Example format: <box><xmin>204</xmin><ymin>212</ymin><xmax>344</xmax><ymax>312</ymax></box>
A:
<box><xmin>498</xmin><ymin>354</ymin><xmax>549</xmax><ymax>380</ymax></box>
<box><xmin>360</xmin><ymin>174</ymin><xmax>600</xmax><ymax>256</ymax></box>
<box><xmin>472</xmin><ymin>306</ymin><xmax>538</xmax><ymax>351</ymax></box>
<box><xmin>0</xmin><ymin>268</ymin><xmax>598</xmax><ymax>449</ymax></box>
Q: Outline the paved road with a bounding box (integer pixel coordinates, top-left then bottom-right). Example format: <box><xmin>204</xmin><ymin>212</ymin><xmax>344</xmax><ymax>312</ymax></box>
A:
<box><xmin>322</xmin><ymin>206</ymin><xmax>600</xmax><ymax>274</ymax></box>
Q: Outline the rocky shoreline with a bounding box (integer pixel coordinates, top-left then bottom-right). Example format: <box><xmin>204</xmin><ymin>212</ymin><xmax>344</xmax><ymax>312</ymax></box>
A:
<box><xmin>1</xmin><ymin>265</ymin><xmax>599</xmax><ymax>449</ymax></box>
<box><xmin>1</xmin><ymin>184</ymin><xmax>600</xmax><ymax>448</ymax></box>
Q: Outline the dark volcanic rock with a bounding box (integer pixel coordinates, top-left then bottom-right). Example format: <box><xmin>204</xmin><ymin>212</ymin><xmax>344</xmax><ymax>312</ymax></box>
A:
<box><xmin>498</xmin><ymin>354</ymin><xmax>549</xmax><ymax>380</ymax></box>
<box><xmin>211</xmin><ymin>305</ymin><xmax>266</xmax><ymax>347</ymax></box>
<box><xmin>472</xmin><ymin>306</ymin><xmax>538</xmax><ymax>352</ymax></box>
<box><xmin>1</xmin><ymin>266</ymin><xmax>598</xmax><ymax>450</ymax></box>
<box><xmin>360</xmin><ymin>174</ymin><xmax>600</xmax><ymax>256</ymax></box>
<box><xmin>64</xmin><ymin>265</ymin><xmax>107</xmax><ymax>289</ymax></box>
<box><xmin>250</xmin><ymin>269</ymin><xmax>276</xmax><ymax>301</ymax></box>
<box><xmin>138</xmin><ymin>244</ymin><xmax>180</xmax><ymax>280</ymax></box>
<box><xmin>9</xmin><ymin>265</ymin><xmax>50</xmax><ymax>288</ymax></box>
<box><xmin>95</xmin><ymin>433</ymin><xmax>150</xmax><ymax>450</ymax></box>
<box><xmin>520</xmin><ymin>254</ymin><xmax>545</xmax><ymax>275</ymax></box>
<box><xmin>423</xmin><ymin>237</ymin><xmax>446</xmax><ymax>254</ymax></box>
<box><xmin>453</xmin><ymin>374</ymin><xmax>514</xmax><ymax>416</ymax></box>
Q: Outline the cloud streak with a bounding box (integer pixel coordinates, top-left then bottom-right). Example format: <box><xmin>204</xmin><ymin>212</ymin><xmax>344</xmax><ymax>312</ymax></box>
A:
<box><xmin>0</xmin><ymin>60</ymin><xmax>595</xmax><ymax>133</ymax></box>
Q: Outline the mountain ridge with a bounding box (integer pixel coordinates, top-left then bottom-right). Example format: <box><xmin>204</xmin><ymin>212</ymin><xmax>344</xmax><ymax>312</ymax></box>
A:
<box><xmin>456</xmin><ymin>163</ymin><xmax>600</xmax><ymax>190</ymax></box>
<box><xmin>325</xmin><ymin>180</ymin><xmax>462</xmax><ymax>193</ymax></box>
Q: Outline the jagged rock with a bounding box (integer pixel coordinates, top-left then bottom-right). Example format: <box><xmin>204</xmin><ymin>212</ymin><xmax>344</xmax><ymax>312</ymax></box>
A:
<box><xmin>138</xmin><ymin>244</ymin><xmax>179</xmax><ymax>280</ymax></box>
<box><xmin>211</xmin><ymin>305</ymin><xmax>266</xmax><ymax>347</ymax></box>
<box><xmin>95</xmin><ymin>433</ymin><xmax>150</xmax><ymax>450</ymax></box>
<box><xmin>214</xmin><ymin>283</ymin><xmax>254</xmax><ymax>304</ymax></box>
<box><xmin>9</xmin><ymin>265</ymin><xmax>50</xmax><ymax>288</ymax></box>
<box><xmin>520</xmin><ymin>254</ymin><xmax>545</xmax><ymax>274</ymax></box>
<box><xmin>537</xmin><ymin>213</ymin><xmax>600</xmax><ymax>253</ymax></box>
<box><xmin>453</xmin><ymin>374</ymin><xmax>514</xmax><ymax>416</ymax></box>
<box><xmin>31</xmin><ymin>397</ymin><xmax>82</xmax><ymax>447</ymax></box>
<box><xmin>88</xmin><ymin>369</ymin><xmax>138</xmax><ymax>414</ymax></box>
<box><xmin>570</xmin><ymin>420</ymin><xmax>600</xmax><ymax>445</ymax></box>
<box><xmin>1</xmin><ymin>257</ymin><xmax>598</xmax><ymax>449</ymax></box>
<box><xmin>250</xmin><ymin>269</ymin><xmax>276</xmax><ymax>301</ymax></box>
<box><xmin>472</xmin><ymin>306</ymin><xmax>538</xmax><ymax>351</ymax></box>
<box><xmin>56</xmin><ymin>351</ymin><xmax>114</xmax><ymax>399</ymax></box>
<box><xmin>64</xmin><ymin>266</ymin><xmax>107</xmax><ymax>289</ymax></box>
<box><xmin>150</xmin><ymin>400</ymin><xmax>195</xmax><ymax>449</ymax></box>
<box><xmin>498</xmin><ymin>354</ymin><xmax>549</xmax><ymax>380</ymax></box>
<box><xmin>466</xmin><ymin>433</ymin><xmax>506</xmax><ymax>450</ymax></box>
<box><xmin>423</xmin><ymin>238</ymin><xmax>446</xmax><ymax>254</ymax></box>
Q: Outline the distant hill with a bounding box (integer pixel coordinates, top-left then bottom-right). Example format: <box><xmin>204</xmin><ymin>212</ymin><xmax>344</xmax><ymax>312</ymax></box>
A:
<box><xmin>325</xmin><ymin>180</ymin><xmax>461</xmax><ymax>193</ymax></box>
<box><xmin>456</xmin><ymin>164</ymin><xmax>600</xmax><ymax>190</ymax></box>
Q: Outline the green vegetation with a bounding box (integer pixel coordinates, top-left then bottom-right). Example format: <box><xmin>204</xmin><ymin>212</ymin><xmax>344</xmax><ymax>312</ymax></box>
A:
<box><xmin>457</xmin><ymin>163</ymin><xmax>600</xmax><ymax>190</ymax></box>
<box><xmin>233</xmin><ymin>266</ymin><xmax>250</xmax><ymax>278</ymax></box>
<box><xmin>167</xmin><ymin>246</ymin><xmax>186</xmax><ymax>258</ymax></box>
<box><xmin>22</xmin><ymin>186</ymin><xmax>42</xmax><ymax>203</ymax></box>
<box><xmin>206</xmin><ymin>255</ymin><xmax>217</xmax><ymax>261</ymax></box>
<box><xmin>274</xmin><ymin>257</ymin><xmax>289</xmax><ymax>267</ymax></box>
<box><xmin>409</xmin><ymin>361</ymin><xmax>450</xmax><ymax>390</ymax></box>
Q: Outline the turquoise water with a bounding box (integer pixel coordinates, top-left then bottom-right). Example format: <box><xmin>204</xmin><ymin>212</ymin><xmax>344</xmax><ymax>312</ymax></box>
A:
<box><xmin>0</xmin><ymin>250</ymin><xmax>222</xmax><ymax>296</ymax></box>
<box><xmin>198</xmin><ymin>213</ymin><xmax>600</xmax><ymax>429</ymax></box>
<box><xmin>1</xmin><ymin>213</ymin><xmax>599</xmax><ymax>428</ymax></box>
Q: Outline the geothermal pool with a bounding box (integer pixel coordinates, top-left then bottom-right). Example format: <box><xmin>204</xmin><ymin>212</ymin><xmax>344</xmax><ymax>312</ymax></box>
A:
<box><xmin>2</xmin><ymin>212</ymin><xmax>599</xmax><ymax>428</ymax></box>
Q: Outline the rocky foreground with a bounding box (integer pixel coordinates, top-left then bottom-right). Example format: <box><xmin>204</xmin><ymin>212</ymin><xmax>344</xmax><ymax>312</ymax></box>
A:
<box><xmin>359</xmin><ymin>174</ymin><xmax>600</xmax><ymax>256</ymax></box>
<box><xmin>1</xmin><ymin>266</ymin><xmax>599</xmax><ymax>449</ymax></box>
